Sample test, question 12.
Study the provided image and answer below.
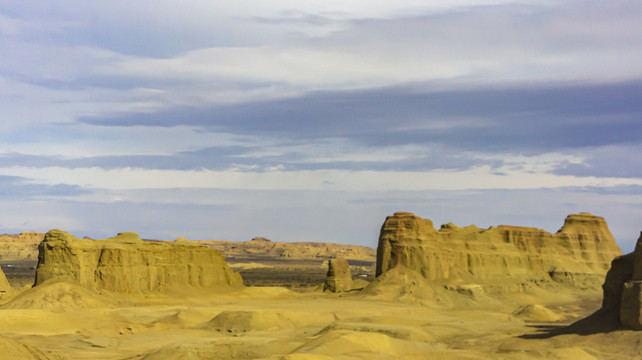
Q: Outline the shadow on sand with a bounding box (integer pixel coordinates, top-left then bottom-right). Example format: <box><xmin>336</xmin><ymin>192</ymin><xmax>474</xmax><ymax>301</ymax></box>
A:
<box><xmin>519</xmin><ymin>309</ymin><xmax>625</xmax><ymax>339</ymax></box>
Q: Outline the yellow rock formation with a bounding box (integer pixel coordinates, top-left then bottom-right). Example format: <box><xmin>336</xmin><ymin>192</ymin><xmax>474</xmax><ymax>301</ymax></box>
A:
<box><xmin>601</xmin><ymin>231</ymin><xmax>642</xmax><ymax>329</ymax></box>
<box><xmin>323</xmin><ymin>258</ymin><xmax>353</xmax><ymax>292</ymax></box>
<box><xmin>0</xmin><ymin>267</ymin><xmax>10</xmax><ymax>294</ymax></box>
<box><xmin>34</xmin><ymin>229</ymin><xmax>243</xmax><ymax>293</ymax></box>
<box><xmin>376</xmin><ymin>212</ymin><xmax>621</xmax><ymax>290</ymax></box>
<box><xmin>512</xmin><ymin>304</ymin><xmax>563</xmax><ymax>322</ymax></box>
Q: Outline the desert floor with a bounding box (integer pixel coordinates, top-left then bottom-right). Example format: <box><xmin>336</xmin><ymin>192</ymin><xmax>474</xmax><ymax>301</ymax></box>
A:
<box><xmin>1</xmin><ymin>278</ymin><xmax>641</xmax><ymax>360</ymax></box>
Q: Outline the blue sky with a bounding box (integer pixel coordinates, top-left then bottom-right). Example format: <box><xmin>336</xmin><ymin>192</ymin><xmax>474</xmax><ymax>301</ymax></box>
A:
<box><xmin>1</xmin><ymin>0</ymin><xmax>641</xmax><ymax>250</ymax></box>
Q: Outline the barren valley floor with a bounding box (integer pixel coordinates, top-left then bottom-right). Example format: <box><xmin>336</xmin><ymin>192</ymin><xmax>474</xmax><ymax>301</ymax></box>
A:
<box><xmin>0</xmin><ymin>283</ymin><xmax>634</xmax><ymax>360</ymax></box>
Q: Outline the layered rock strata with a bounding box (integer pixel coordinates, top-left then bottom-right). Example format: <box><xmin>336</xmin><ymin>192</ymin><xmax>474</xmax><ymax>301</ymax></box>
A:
<box><xmin>601</xmin><ymin>232</ymin><xmax>642</xmax><ymax>329</ymax></box>
<box><xmin>34</xmin><ymin>229</ymin><xmax>243</xmax><ymax>293</ymax></box>
<box><xmin>376</xmin><ymin>212</ymin><xmax>621</xmax><ymax>289</ymax></box>
<box><xmin>324</xmin><ymin>258</ymin><xmax>353</xmax><ymax>292</ymax></box>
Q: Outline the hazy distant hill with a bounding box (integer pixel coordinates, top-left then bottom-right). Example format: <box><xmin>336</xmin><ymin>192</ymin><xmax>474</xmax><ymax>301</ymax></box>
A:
<box><xmin>0</xmin><ymin>232</ymin><xmax>44</xmax><ymax>261</ymax></box>
<box><xmin>196</xmin><ymin>237</ymin><xmax>376</xmax><ymax>262</ymax></box>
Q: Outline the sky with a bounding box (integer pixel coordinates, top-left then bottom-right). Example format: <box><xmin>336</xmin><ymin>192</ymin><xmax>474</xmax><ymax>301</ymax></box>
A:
<box><xmin>1</xmin><ymin>0</ymin><xmax>641</xmax><ymax>251</ymax></box>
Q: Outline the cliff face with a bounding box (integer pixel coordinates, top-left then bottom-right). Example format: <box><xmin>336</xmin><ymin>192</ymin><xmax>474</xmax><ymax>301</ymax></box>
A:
<box><xmin>34</xmin><ymin>230</ymin><xmax>243</xmax><ymax>293</ymax></box>
<box><xmin>376</xmin><ymin>212</ymin><xmax>621</xmax><ymax>289</ymax></box>
<box><xmin>601</xmin><ymin>232</ymin><xmax>642</xmax><ymax>329</ymax></box>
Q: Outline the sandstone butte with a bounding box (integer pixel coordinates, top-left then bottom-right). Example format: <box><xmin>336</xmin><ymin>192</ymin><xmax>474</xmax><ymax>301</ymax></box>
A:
<box><xmin>376</xmin><ymin>212</ymin><xmax>622</xmax><ymax>291</ymax></box>
<box><xmin>601</xmin><ymin>231</ymin><xmax>642</xmax><ymax>329</ymax></box>
<box><xmin>33</xmin><ymin>229</ymin><xmax>243</xmax><ymax>293</ymax></box>
<box><xmin>324</xmin><ymin>258</ymin><xmax>353</xmax><ymax>292</ymax></box>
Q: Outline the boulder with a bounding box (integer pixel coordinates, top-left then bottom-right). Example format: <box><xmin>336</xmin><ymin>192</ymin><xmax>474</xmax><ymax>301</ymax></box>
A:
<box><xmin>620</xmin><ymin>280</ymin><xmax>642</xmax><ymax>329</ymax></box>
<box><xmin>375</xmin><ymin>212</ymin><xmax>621</xmax><ymax>289</ymax></box>
<box><xmin>34</xmin><ymin>229</ymin><xmax>243</xmax><ymax>293</ymax></box>
<box><xmin>324</xmin><ymin>258</ymin><xmax>353</xmax><ymax>292</ymax></box>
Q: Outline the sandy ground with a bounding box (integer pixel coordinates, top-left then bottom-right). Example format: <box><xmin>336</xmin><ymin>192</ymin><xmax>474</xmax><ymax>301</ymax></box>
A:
<box><xmin>1</xmin><ymin>280</ymin><xmax>639</xmax><ymax>360</ymax></box>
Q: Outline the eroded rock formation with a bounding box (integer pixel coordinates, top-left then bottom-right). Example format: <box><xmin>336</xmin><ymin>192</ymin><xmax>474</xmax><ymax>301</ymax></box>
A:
<box><xmin>375</xmin><ymin>212</ymin><xmax>621</xmax><ymax>290</ymax></box>
<box><xmin>601</xmin><ymin>231</ymin><xmax>642</xmax><ymax>329</ymax></box>
<box><xmin>324</xmin><ymin>258</ymin><xmax>353</xmax><ymax>292</ymax></box>
<box><xmin>34</xmin><ymin>229</ymin><xmax>243</xmax><ymax>293</ymax></box>
<box><xmin>0</xmin><ymin>267</ymin><xmax>10</xmax><ymax>294</ymax></box>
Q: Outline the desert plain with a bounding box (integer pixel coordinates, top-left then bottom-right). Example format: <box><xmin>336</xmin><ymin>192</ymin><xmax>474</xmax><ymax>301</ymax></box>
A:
<box><xmin>0</xmin><ymin>212</ymin><xmax>640</xmax><ymax>360</ymax></box>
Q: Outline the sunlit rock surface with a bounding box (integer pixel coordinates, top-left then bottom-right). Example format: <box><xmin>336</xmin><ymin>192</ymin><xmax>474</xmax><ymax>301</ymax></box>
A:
<box><xmin>324</xmin><ymin>258</ymin><xmax>353</xmax><ymax>292</ymax></box>
<box><xmin>34</xmin><ymin>229</ymin><xmax>243</xmax><ymax>293</ymax></box>
<box><xmin>376</xmin><ymin>212</ymin><xmax>621</xmax><ymax>290</ymax></box>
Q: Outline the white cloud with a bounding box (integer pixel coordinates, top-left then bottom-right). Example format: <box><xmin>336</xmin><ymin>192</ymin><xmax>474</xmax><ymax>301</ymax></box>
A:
<box><xmin>1</xmin><ymin>164</ymin><xmax>641</xmax><ymax>193</ymax></box>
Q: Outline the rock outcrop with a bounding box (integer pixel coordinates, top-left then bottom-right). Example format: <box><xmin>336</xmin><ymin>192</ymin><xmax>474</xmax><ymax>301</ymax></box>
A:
<box><xmin>375</xmin><ymin>212</ymin><xmax>621</xmax><ymax>290</ymax></box>
<box><xmin>324</xmin><ymin>258</ymin><xmax>353</xmax><ymax>292</ymax></box>
<box><xmin>0</xmin><ymin>267</ymin><xmax>10</xmax><ymax>295</ymax></box>
<box><xmin>34</xmin><ymin>229</ymin><xmax>243</xmax><ymax>293</ymax></box>
<box><xmin>601</xmin><ymin>231</ymin><xmax>642</xmax><ymax>329</ymax></box>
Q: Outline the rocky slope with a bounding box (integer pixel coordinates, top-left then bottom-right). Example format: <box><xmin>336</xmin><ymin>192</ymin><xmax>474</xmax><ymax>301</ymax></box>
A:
<box><xmin>34</xmin><ymin>230</ymin><xmax>243</xmax><ymax>293</ymax></box>
<box><xmin>0</xmin><ymin>232</ymin><xmax>44</xmax><ymax>261</ymax></box>
<box><xmin>375</xmin><ymin>212</ymin><xmax>622</xmax><ymax>291</ymax></box>
<box><xmin>197</xmin><ymin>237</ymin><xmax>375</xmax><ymax>262</ymax></box>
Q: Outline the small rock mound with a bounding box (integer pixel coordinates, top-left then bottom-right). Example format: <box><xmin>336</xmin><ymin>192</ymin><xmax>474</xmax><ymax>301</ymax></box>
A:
<box><xmin>323</xmin><ymin>258</ymin><xmax>352</xmax><ymax>292</ymax></box>
<box><xmin>202</xmin><ymin>310</ymin><xmax>336</xmax><ymax>334</ymax></box>
<box><xmin>513</xmin><ymin>304</ymin><xmax>563</xmax><ymax>322</ymax></box>
<box><xmin>253</xmin><ymin>236</ymin><xmax>271</xmax><ymax>241</ymax></box>
<box><xmin>293</xmin><ymin>329</ymin><xmax>435</xmax><ymax>357</ymax></box>
<box><xmin>1</xmin><ymin>281</ymin><xmax>110</xmax><ymax>312</ymax></box>
<box><xmin>150</xmin><ymin>309</ymin><xmax>211</xmax><ymax>328</ymax></box>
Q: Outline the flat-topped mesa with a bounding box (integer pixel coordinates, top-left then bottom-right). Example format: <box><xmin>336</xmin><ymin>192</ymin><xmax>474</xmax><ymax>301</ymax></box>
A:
<box><xmin>376</xmin><ymin>212</ymin><xmax>621</xmax><ymax>289</ymax></box>
<box><xmin>34</xmin><ymin>229</ymin><xmax>243</xmax><ymax>293</ymax></box>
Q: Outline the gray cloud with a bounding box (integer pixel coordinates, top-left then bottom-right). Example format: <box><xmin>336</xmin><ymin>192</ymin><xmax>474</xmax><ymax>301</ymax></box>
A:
<box><xmin>0</xmin><ymin>143</ymin><xmax>498</xmax><ymax>173</ymax></box>
<box><xmin>0</xmin><ymin>175</ymin><xmax>88</xmax><ymax>198</ymax></box>
<box><xmin>553</xmin><ymin>145</ymin><xmax>642</xmax><ymax>179</ymax></box>
<box><xmin>79</xmin><ymin>81</ymin><xmax>642</xmax><ymax>153</ymax></box>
